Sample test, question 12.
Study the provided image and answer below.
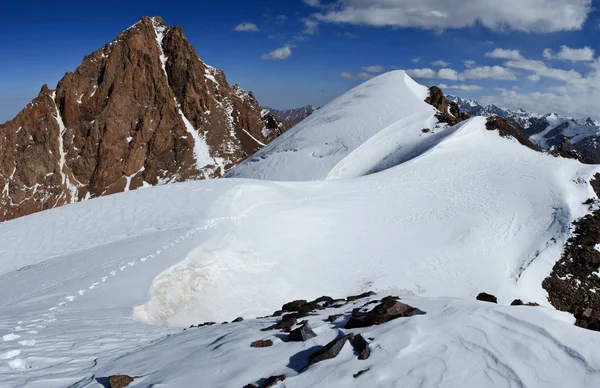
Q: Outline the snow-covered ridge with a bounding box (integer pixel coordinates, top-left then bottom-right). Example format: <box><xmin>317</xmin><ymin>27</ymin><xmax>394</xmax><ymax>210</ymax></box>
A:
<box><xmin>2</xmin><ymin>70</ymin><xmax>600</xmax><ymax>386</ymax></box>
<box><xmin>447</xmin><ymin>94</ymin><xmax>600</xmax><ymax>158</ymax></box>
<box><xmin>227</xmin><ymin>71</ymin><xmax>436</xmax><ymax>181</ymax></box>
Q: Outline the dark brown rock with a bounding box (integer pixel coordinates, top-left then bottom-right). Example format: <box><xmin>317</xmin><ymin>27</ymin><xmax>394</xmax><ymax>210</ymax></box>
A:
<box><xmin>425</xmin><ymin>86</ymin><xmax>463</xmax><ymax>126</ymax></box>
<box><xmin>232</xmin><ymin>317</ymin><xmax>244</xmax><ymax>323</ymax></box>
<box><xmin>282</xmin><ymin>300</ymin><xmax>308</xmax><ymax>312</ymax></box>
<box><xmin>243</xmin><ymin>385</ymin><xmax>258</xmax><ymax>388</ymax></box>
<box><xmin>548</xmin><ymin>138</ymin><xmax>583</xmax><ymax>162</ymax></box>
<box><xmin>344</xmin><ymin>317</ymin><xmax>370</xmax><ymax>329</ymax></box>
<box><xmin>309</xmin><ymin>296</ymin><xmax>335</xmax><ymax>307</ymax></box>
<box><xmin>250</xmin><ymin>340</ymin><xmax>273</xmax><ymax>348</ymax></box>
<box><xmin>346</xmin><ymin>291</ymin><xmax>376</xmax><ymax>302</ymax></box>
<box><xmin>476</xmin><ymin>293</ymin><xmax>498</xmax><ymax>304</ymax></box>
<box><xmin>327</xmin><ymin>314</ymin><xmax>343</xmax><ymax>323</ymax></box>
<box><xmin>108</xmin><ymin>375</ymin><xmax>137</xmax><ymax>388</ymax></box>
<box><xmin>543</xmin><ymin>179</ymin><xmax>600</xmax><ymax>325</ymax></box>
<box><xmin>267</xmin><ymin>105</ymin><xmax>317</xmax><ymax>131</ymax></box>
<box><xmin>263</xmin><ymin>375</ymin><xmax>286</xmax><ymax>388</ymax></box>
<box><xmin>351</xmin><ymin>334</ymin><xmax>371</xmax><ymax>360</ymax></box>
<box><xmin>352</xmin><ymin>307</ymin><xmax>368</xmax><ymax>318</ymax></box>
<box><xmin>353</xmin><ymin>368</ymin><xmax>370</xmax><ymax>378</ymax></box>
<box><xmin>485</xmin><ymin>116</ymin><xmax>541</xmax><ymax>152</ymax></box>
<box><xmin>573</xmin><ymin>307</ymin><xmax>600</xmax><ymax>332</ymax></box>
<box><xmin>289</xmin><ymin>321</ymin><xmax>317</xmax><ymax>342</ymax></box>
<box><xmin>364</xmin><ymin>296</ymin><xmax>424</xmax><ymax>325</ymax></box>
<box><xmin>511</xmin><ymin>299</ymin><xmax>540</xmax><ymax>306</ymax></box>
<box><xmin>0</xmin><ymin>16</ymin><xmax>284</xmax><ymax>222</ymax></box>
<box><xmin>303</xmin><ymin>333</ymin><xmax>354</xmax><ymax>370</ymax></box>
<box><xmin>261</xmin><ymin>316</ymin><xmax>297</xmax><ymax>332</ymax></box>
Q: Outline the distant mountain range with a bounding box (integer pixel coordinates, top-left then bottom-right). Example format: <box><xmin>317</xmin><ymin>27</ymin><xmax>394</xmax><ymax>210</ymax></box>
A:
<box><xmin>447</xmin><ymin>94</ymin><xmax>600</xmax><ymax>163</ymax></box>
<box><xmin>266</xmin><ymin>105</ymin><xmax>318</xmax><ymax>130</ymax></box>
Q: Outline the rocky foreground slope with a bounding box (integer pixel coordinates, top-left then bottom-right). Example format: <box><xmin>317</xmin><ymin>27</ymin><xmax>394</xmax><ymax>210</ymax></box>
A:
<box><xmin>0</xmin><ymin>16</ymin><xmax>282</xmax><ymax>222</ymax></box>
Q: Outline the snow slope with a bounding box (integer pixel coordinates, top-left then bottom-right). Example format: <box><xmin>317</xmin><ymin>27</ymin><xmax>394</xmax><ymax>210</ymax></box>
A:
<box><xmin>1</xmin><ymin>72</ymin><xmax>600</xmax><ymax>386</ymax></box>
<box><xmin>227</xmin><ymin>70</ymin><xmax>439</xmax><ymax>181</ymax></box>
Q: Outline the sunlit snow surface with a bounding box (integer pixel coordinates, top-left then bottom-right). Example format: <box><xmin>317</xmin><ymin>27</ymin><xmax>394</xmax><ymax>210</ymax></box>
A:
<box><xmin>1</xmin><ymin>71</ymin><xmax>600</xmax><ymax>386</ymax></box>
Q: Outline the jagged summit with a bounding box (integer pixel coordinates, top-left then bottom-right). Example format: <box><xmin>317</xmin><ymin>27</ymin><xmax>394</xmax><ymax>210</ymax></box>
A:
<box><xmin>0</xmin><ymin>16</ymin><xmax>283</xmax><ymax>222</ymax></box>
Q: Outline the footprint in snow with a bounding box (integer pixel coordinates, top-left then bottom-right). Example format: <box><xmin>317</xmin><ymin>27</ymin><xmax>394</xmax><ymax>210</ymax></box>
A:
<box><xmin>19</xmin><ymin>339</ymin><xmax>36</xmax><ymax>346</ymax></box>
<box><xmin>65</xmin><ymin>295</ymin><xmax>76</xmax><ymax>302</ymax></box>
<box><xmin>89</xmin><ymin>282</ymin><xmax>99</xmax><ymax>289</ymax></box>
<box><xmin>128</xmin><ymin>262</ymin><xmax>135</xmax><ymax>267</ymax></box>
<box><xmin>8</xmin><ymin>358</ymin><xmax>29</xmax><ymax>370</ymax></box>
<box><xmin>78</xmin><ymin>290</ymin><xmax>86</xmax><ymax>296</ymax></box>
<box><xmin>2</xmin><ymin>333</ymin><xmax>21</xmax><ymax>341</ymax></box>
<box><xmin>0</xmin><ymin>349</ymin><xmax>22</xmax><ymax>360</ymax></box>
<box><xmin>101</xmin><ymin>277</ymin><xmax>108</xmax><ymax>282</ymax></box>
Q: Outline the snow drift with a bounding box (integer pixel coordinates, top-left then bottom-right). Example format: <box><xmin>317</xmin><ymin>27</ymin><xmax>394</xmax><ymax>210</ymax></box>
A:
<box><xmin>1</xmin><ymin>70</ymin><xmax>600</xmax><ymax>386</ymax></box>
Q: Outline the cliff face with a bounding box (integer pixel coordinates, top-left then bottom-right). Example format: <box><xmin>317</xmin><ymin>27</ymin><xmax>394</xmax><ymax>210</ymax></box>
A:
<box><xmin>0</xmin><ymin>16</ymin><xmax>282</xmax><ymax>221</ymax></box>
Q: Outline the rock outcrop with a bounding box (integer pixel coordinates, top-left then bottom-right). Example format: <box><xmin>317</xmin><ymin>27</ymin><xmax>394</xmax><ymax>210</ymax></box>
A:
<box><xmin>425</xmin><ymin>86</ymin><xmax>469</xmax><ymax>126</ymax></box>
<box><xmin>485</xmin><ymin>116</ymin><xmax>541</xmax><ymax>152</ymax></box>
<box><xmin>543</xmin><ymin>173</ymin><xmax>600</xmax><ymax>331</ymax></box>
<box><xmin>0</xmin><ymin>16</ymin><xmax>283</xmax><ymax>222</ymax></box>
<box><xmin>266</xmin><ymin>105</ymin><xmax>318</xmax><ymax>130</ymax></box>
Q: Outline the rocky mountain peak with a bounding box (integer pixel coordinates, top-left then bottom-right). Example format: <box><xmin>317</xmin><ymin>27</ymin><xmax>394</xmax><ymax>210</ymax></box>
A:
<box><xmin>0</xmin><ymin>16</ymin><xmax>283</xmax><ymax>222</ymax></box>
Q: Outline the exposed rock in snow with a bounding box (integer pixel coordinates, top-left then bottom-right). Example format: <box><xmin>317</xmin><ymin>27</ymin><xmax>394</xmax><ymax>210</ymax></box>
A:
<box><xmin>266</xmin><ymin>105</ymin><xmax>318</xmax><ymax>130</ymax></box>
<box><xmin>2</xmin><ymin>71</ymin><xmax>600</xmax><ymax>387</ymax></box>
<box><xmin>448</xmin><ymin>94</ymin><xmax>600</xmax><ymax>163</ymax></box>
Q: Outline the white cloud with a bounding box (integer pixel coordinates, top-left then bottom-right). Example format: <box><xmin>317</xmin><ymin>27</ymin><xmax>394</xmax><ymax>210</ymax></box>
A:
<box><xmin>276</xmin><ymin>15</ymin><xmax>288</xmax><ymax>24</ymax></box>
<box><xmin>461</xmin><ymin>66</ymin><xmax>518</xmax><ymax>80</ymax></box>
<box><xmin>302</xmin><ymin>18</ymin><xmax>319</xmax><ymax>34</ymax></box>
<box><xmin>431</xmin><ymin>60</ymin><xmax>450</xmax><ymax>67</ymax></box>
<box><xmin>464</xmin><ymin>60</ymin><xmax>476</xmax><ymax>68</ymax></box>
<box><xmin>440</xmin><ymin>84</ymin><xmax>484</xmax><ymax>92</ymax></box>
<box><xmin>504</xmin><ymin>58</ymin><xmax>582</xmax><ymax>82</ymax></box>
<box><xmin>406</xmin><ymin>68</ymin><xmax>439</xmax><ymax>79</ymax></box>
<box><xmin>312</xmin><ymin>0</ymin><xmax>591</xmax><ymax>33</ymax></box>
<box><xmin>261</xmin><ymin>46</ymin><xmax>292</xmax><ymax>60</ymax></box>
<box><xmin>340</xmin><ymin>71</ymin><xmax>374</xmax><ymax>80</ymax></box>
<box><xmin>438</xmin><ymin>68</ymin><xmax>460</xmax><ymax>80</ymax></box>
<box><xmin>407</xmin><ymin>66</ymin><xmax>516</xmax><ymax>81</ymax></box>
<box><xmin>361</xmin><ymin>65</ymin><xmax>385</xmax><ymax>73</ymax></box>
<box><xmin>485</xmin><ymin>48</ymin><xmax>523</xmax><ymax>60</ymax></box>
<box><xmin>480</xmin><ymin>50</ymin><xmax>600</xmax><ymax>118</ymax></box>
<box><xmin>543</xmin><ymin>45</ymin><xmax>595</xmax><ymax>61</ymax></box>
<box><xmin>304</xmin><ymin>0</ymin><xmax>321</xmax><ymax>7</ymax></box>
<box><xmin>234</xmin><ymin>22</ymin><xmax>259</xmax><ymax>32</ymax></box>
<box><xmin>411</xmin><ymin>57</ymin><xmax>421</xmax><ymax>63</ymax></box>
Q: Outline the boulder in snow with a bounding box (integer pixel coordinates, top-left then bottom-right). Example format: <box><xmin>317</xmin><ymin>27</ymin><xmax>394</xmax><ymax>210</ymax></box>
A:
<box><xmin>289</xmin><ymin>321</ymin><xmax>317</xmax><ymax>342</ymax></box>
<box><xmin>476</xmin><ymin>293</ymin><xmax>498</xmax><ymax>304</ymax></box>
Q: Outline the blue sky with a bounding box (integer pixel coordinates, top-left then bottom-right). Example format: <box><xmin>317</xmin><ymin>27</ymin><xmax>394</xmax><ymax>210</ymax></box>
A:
<box><xmin>1</xmin><ymin>0</ymin><xmax>599</xmax><ymax>123</ymax></box>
